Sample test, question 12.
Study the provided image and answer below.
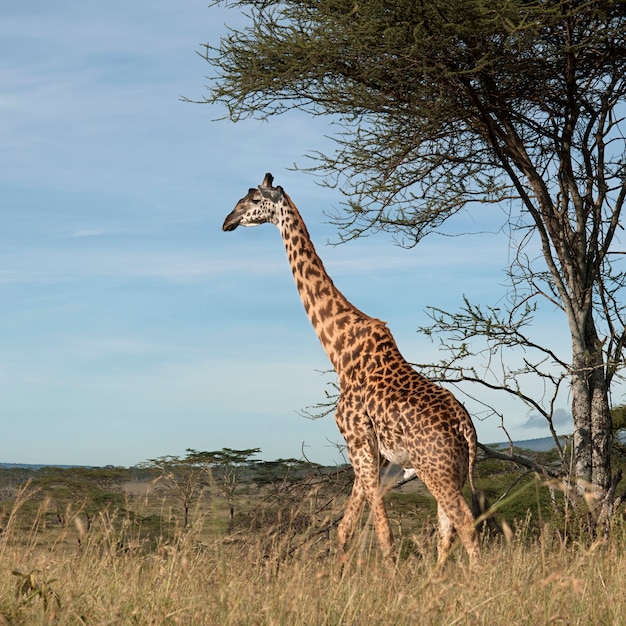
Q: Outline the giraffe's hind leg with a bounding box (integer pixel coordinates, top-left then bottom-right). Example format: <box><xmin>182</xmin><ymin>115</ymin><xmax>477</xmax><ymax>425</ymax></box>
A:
<box><xmin>422</xmin><ymin>475</ymin><xmax>479</xmax><ymax>566</ymax></box>
<box><xmin>439</xmin><ymin>492</ymin><xmax>479</xmax><ymax>565</ymax></box>
<box><xmin>436</xmin><ymin>505</ymin><xmax>456</xmax><ymax>566</ymax></box>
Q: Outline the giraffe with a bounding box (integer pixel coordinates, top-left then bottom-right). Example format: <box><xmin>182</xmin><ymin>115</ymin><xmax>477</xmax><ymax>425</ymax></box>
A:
<box><xmin>222</xmin><ymin>173</ymin><xmax>480</xmax><ymax>565</ymax></box>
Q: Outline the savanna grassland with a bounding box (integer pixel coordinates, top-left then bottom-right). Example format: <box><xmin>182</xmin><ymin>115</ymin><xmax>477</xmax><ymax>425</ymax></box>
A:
<box><xmin>1</xmin><ymin>457</ymin><xmax>626</xmax><ymax>626</ymax></box>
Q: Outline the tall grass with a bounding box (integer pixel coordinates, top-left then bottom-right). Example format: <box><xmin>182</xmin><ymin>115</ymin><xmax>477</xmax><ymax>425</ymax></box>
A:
<box><xmin>1</xmin><ymin>482</ymin><xmax>626</xmax><ymax>625</ymax></box>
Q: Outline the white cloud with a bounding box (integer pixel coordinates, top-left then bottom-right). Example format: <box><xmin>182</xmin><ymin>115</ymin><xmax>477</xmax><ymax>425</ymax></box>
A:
<box><xmin>66</xmin><ymin>229</ymin><xmax>116</xmax><ymax>239</ymax></box>
<box><xmin>521</xmin><ymin>408</ymin><xmax>573</xmax><ymax>431</ymax></box>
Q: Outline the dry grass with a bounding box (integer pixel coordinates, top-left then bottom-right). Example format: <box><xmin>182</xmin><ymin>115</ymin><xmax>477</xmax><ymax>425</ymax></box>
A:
<box><xmin>1</xmin><ymin>482</ymin><xmax>626</xmax><ymax>625</ymax></box>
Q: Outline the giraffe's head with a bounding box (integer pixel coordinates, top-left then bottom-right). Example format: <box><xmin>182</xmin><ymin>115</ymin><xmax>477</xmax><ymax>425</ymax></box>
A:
<box><xmin>222</xmin><ymin>173</ymin><xmax>285</xmax><ymax>232</ymax></box>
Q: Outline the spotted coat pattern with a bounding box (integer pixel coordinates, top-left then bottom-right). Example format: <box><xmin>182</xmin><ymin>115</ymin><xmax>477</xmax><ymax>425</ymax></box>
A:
<box><xmin>223</xmin><ymin>173</ymin><xmax>479</xmax><ymax>565</ymax></box>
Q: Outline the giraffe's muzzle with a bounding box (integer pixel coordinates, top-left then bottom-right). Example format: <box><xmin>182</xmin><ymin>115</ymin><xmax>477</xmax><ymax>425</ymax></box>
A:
<box><xmin>222</xmin><ymin>209</ymin><xmax>241</xmax><ymax>231</ymax></box>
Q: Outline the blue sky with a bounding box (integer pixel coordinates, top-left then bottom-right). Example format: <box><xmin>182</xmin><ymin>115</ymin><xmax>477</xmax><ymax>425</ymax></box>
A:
<box><xmin>1</xmin><ymin>1</ymin><xmax>576</xmax><ymax>467</ymax></box>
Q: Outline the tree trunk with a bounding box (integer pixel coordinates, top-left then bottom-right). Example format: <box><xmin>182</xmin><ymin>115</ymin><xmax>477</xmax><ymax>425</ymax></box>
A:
<box><xmin>590</xmin><ymin>356</ymin><xmax>611</xmax><ymax>492</ymax></box>
<box><xmin>571</xmin><ymin>354</ymin><xmax>592</xmax><ymax>484</ymax></box>
<box><xmin>570</xmin><ymin>320</ymin><xmax>611</xmax><ymax>493</ymax></box>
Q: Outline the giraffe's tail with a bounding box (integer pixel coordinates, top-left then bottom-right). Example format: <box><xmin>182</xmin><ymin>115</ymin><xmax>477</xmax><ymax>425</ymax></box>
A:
<box><xmin>466</xmin><ymin>432</ymin><xmax>486</xmax><ymax>524</ymax></box>
<box><xmin>460</xmin><ymin>406</ymin><xmax>478</xmax><ymax>497</ymax></box>
<box><xmin>460</xmin><ymin>408</ymin><xmax>497</xmax><ymax>532</ymax></box>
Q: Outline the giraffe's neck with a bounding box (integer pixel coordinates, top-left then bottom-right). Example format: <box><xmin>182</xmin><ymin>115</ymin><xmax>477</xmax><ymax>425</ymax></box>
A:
<box><xmin>278</xmin><ymin>194</ymin><xmax>371</xmax><ymax>373</ymax></box>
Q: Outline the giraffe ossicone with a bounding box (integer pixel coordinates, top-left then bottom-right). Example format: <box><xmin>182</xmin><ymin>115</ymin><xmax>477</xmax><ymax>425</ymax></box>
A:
<box><xmin>223</xmin><ymin>173</ymin><xmax>480</xmax><ymax>565</ymax></box>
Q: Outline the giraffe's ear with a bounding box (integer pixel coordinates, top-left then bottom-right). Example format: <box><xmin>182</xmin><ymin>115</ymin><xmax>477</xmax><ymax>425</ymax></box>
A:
<box><xmin>259</xmin><ymin>184</ymin><xmax>284</xmax><ymax>204</ymax></box>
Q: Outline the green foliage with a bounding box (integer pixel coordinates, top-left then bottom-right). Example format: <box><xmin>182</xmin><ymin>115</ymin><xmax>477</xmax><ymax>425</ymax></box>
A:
<box><xmin>386</xmin><ymin>492</ymin><xmax>437</xmax><ymax>516</ymax></box>
<box><xmin>253</xmin><ymin>458</ymin><xmax>319</xmax><ymax>486</ymax></box>
<box><xmin>612</xmin><ymin>404</ymin><xmax>626</xmax><ymax>433</ymax></box>
<box><xmin>205</xmin><ymin>0</ymin><xmax>626</xmax><ymax>239</ymax></box>
<box><xmin>30</xmin><ymin>466</ymin><xmax>128</xmax><ymax>527</ymax></box>
<box><xmin>0</xmin><ymin>468</ymin><xmax>35</xmax><ymax>500</ymax></box>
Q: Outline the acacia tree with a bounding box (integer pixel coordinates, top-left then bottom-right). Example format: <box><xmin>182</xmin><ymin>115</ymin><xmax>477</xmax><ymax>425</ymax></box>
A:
<box><xmin>187</xmin><ymin>447</ymin><xmax>260</xmax><ymax>530</ymax></box>
<box><xmin>202</xmin><ymin>1</ymin><xmax>626</xmax><ymax>498</ymax></box>
<box><xmin>141</xmin><ymin>455</ymin><xmax>210</xmax><ymax>528</ymax></box>
<box><xmin>33</xmin><ymin>467</ymin><xmax>127</xmax><ymax>529</ymax></box>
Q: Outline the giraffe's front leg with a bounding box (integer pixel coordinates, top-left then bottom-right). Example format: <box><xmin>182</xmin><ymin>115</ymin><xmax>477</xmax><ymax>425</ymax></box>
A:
<box><xmin>357</xmin><ymin>460</ymin><xmax>394</xmax><ymax>557</ymax></box>
<box><xmin>335</xmin><ymin>393</ymin><xmax>394</xmax><ymax>558</ymax></box>
<box><xmin>337</xmin><ymin>459</ymin><xmax>394</xmax><ymax>559</ymax></box>
<box><xmin>345</xmin><ymin>439</ymin><xmax>393</xmax><ymax>558</ymax></box>
<box><xmin>337</xmin><ymin>477</ymin><xmax>366</xmax><ymax>554</ymax></box>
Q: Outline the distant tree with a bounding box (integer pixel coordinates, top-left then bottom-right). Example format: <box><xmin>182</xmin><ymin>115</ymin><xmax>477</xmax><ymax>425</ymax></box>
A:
<box><xmin>33</xmin><ymin>467</ymin><xmax>126</xmax><ymax>529</ymax></box>
<box><xmin>139</xmin><ymin>455</ymin><xmax>210</xmax><ymax>529</ymax></box>
<box><xmin>0</xmin><ymin>467</ymin><xmax>35</xmax><ymax>499</ymax></box>
<box><xmin>202</xmin><ymin>0</ymin><xmax>626</xmax><ymax>507</ymax></box>
<box><xmin>187</xmin><ymin>447</ymin><xmax>260</xmax><ymax>530</ymax></box>
<box><xmin>253</xmin><ymin>458</ymin><xmax>317</xmax><ymax>488</ymax></box>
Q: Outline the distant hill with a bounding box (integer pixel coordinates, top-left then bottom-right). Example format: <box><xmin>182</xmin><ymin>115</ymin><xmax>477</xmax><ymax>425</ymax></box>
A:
<box><xmin>489</xmin><ymin>431</ymin><xmax>626</xmax><ymax>452</ymax></box>
<box><xmin>0</xmin><ymin>462</ymin><xmax>85</xmax><ymax>470</ymax></box>
<box><xmin>488</xmin><ymin>435</ymin><xmax>570</xmax><ymax>452</ymax></box>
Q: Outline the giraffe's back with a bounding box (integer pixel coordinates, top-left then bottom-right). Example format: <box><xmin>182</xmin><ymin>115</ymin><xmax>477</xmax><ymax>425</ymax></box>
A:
<box><xmin>368</xmin><ymin>368</ymin><xmax>471</xmax><ymax>464</ymax></box>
